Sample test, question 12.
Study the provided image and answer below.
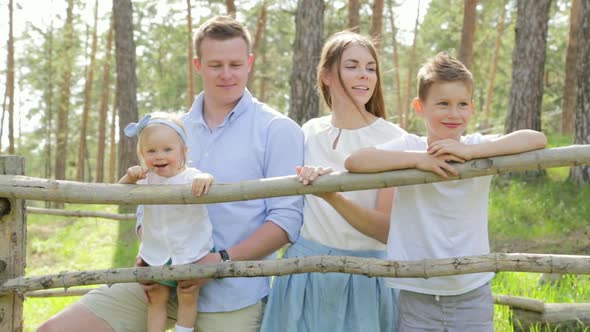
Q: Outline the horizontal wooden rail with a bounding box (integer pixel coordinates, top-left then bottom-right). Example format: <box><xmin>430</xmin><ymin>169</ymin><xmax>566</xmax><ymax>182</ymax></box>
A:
<box><xmin>0</xmin><ymin>145</ymin><xmax>587</xmax><ymax>205</ymax></box>
<box><xmin>26</xmin><ymin>207</ymin><xmax>135</xmax><ymax>221</ymax></box>
<box><xmin>3</xmin><ymin>253</ymin><xmax>590</xmax><ymax>295</ymax></box>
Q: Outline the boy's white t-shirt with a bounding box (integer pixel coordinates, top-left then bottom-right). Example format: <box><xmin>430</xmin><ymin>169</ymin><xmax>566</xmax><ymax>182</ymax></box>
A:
<box><xmin>377</xmin><ymin>133</ymin><xmax>496</xmax><ymax>295</ymax></box>
<box><xmin>299</xmin><ymin>115</ymin><xmax>406</xmax><ymax>250</ymax></box>
<box><xmin>138</xmin><ymin>167</ymin><xmax>214</xmax><ymax>266</ymax></box>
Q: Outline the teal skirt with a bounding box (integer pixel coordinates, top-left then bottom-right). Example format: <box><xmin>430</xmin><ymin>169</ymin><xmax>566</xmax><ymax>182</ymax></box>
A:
<box><xmin>260</xmin><ymin>237</ymin><xmax>398</xmax><ymax>332</ymax></box>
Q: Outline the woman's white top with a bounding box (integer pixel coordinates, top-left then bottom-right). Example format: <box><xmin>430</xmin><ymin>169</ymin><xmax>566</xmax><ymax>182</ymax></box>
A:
<box><xmin>138</xmin><ymin>167</ymin><xmax>214</xmax><ymax>266</ymax></box>
<box><xmin>378</xmin><ymin>133</ymin><xmax>496</xmax><ymax>295</ymax></box>
<box><xmin>299</xmin><ymin>115</ymin><xmax>406</xmax><ymax>250</ymax></box>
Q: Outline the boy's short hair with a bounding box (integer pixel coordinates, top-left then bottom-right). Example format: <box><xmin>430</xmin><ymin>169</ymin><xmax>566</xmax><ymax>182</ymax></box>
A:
<box><xmin>416</xmin><ymin>52</ymin><xmax>473</xmax><ymax>101</ymax></box>
<box><xmin>193</xmin><ymin>15</ymin><xmax>252</xmax><ymax>59</ymax></box>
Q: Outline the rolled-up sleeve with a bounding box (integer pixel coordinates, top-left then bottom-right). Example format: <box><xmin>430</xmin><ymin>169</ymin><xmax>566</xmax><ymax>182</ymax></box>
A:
<box><xmin>263</xmin><ymin>117</ymin><xmax>304</xmax><ymax>243</ymax></box>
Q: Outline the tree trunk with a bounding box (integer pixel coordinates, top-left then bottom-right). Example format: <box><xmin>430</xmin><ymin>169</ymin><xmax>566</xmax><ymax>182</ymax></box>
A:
<box><xmin>561</xmin><ymin>0</ymin><xmax>581</xmax><ymax>135</ymax></box>
<box><xmin>369</xmin><ymin>0</ymin><xmax>385</xmax><ymax>50</ymax></box>
<box><xmin>402</xmin><ymin>0</ymin><xmax>421</xmax><ymax>129</ymax></box>
<box><xmin>55</xmin><ymin>0</ymin><xmax>76</xmax><ymax>181</ymax></box>
<box><xmin>96</xmin><ymin>16</ymin><xmax>114</xmax><ymax>183</ymax></box>
<box><xmin>6</xmin><ymin>0</ymin><xmax>15</xmax><ymax>154</ymax></box>
<box><xmin>108</xmin><ymin>93</ymin><xmax>117</xmax><ymax>183</ymax></box>
<box><xmin>226</xmin><ymin>0</ymin><xmax>236</xmax><ymax>17</ymax></box>
<box><xmin>77</xmin><ymin>0</ymin><xmax>99</xmax><ymax>182</ymax></box>
<box><xmin>504</xmin><ymin>0</ymin><xmax>551</xmax><ymax>134</ymax></box>
<box><xmin>186</xmin><ymin>0</ymin><xmax>195</xmax><ymax>109</ymax></box>
<box><xmin>568</xmin><ymin>0</ymin><xmax>590</xmax><ymax>185</ymax></box>
<box><xmin>348</xmin><ymin>0</ymin><xmax>360</xmax><ymax>32</ymax></box>
<box><xmin>458</xmin><ymin>0</ymin><xmax>477</xmax><ymax>70</ymax></box>
<box><xmin>258</xmin><ymin>39</ymin><xmax>268</xmax><ymax>102</ymax></box>
<box><xmin>248</xmin><ymin>0</ymin><xmax>268</xmax><ymax>91</ymax></box>
<box><xmin>483</xmin><ymin>0</ymin><xmax>507</xmax><ymax>129</ymax></box>
<box><xmin>387</xmin><ymin>0</ymin><xmax>403</xmax><ymax>125</ymax></box>
<box><xmin>288</xmin><ymin>0</ymin><xmax>324</xmax><ymax>125</ymax></box>
<box><xmin>113</xmin><ymin>0</ymin><xmax>139</xmax><ymax>184</ymax></box>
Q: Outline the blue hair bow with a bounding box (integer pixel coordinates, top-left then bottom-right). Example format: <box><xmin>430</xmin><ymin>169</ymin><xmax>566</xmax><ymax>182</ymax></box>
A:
<box><xmin>124</xmin><ymin>114</ymin><xmax>188</xmax><ymax>143</ymax></box>
<box><xmin>124</xmin><ymin>114</ymin><xmax>152</xmax><ymax>138</ymax></box>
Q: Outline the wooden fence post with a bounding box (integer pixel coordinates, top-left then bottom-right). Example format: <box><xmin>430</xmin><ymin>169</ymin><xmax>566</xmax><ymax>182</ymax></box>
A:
<box><xmin>0</xmin><ymin>156</ymin><xmax>25</xmax><ymax>331</ymax></box>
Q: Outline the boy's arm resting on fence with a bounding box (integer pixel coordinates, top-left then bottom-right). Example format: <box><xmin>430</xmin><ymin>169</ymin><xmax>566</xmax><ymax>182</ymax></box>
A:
<box><xmin>473</xmin><ymin>129</ymin><xmax>547</xmax><ymax>159</ymax></box>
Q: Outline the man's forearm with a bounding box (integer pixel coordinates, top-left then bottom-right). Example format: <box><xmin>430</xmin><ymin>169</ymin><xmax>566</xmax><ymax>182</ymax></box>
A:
<box><xmin>225</xmin><ymin>221</ymin><xmax>290</xmax><ymax>261</ymax></box>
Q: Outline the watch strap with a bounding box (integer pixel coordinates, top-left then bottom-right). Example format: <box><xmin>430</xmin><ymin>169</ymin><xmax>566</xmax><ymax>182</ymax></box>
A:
<box><xmin>219</xmin><ymin>249</ymin><xmax>231</xmax><ymax>262</ymax></box>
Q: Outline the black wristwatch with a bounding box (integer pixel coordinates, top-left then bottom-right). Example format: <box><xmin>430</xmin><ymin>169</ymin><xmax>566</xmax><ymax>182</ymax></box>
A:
<box><xmin>219</xmin><ymin>249</ymin><xmax>231</xmax><ymax>262</ymax></box>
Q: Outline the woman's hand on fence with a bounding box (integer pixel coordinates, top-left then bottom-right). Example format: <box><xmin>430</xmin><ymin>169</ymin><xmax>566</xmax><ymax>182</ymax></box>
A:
<box><xmin>296</xmin><ymin>165</ymin><xmax>333</xmax><ymax>185</ymax></box>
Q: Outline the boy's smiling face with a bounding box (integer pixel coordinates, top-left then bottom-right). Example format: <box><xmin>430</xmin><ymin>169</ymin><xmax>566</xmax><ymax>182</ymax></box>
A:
<box><xmin>413</xmin><ymin>81</ymin><xmax>474</xmax><ymax>144</ymax></box>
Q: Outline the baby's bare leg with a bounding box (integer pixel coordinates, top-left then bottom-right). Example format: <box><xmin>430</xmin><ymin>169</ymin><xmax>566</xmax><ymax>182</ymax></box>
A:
<box><xmin>176</xmin><ymin>286</ymin><xmax>199</xmax><ymax>329</ymax></box>
<box><xmin>146</xmin><ymin>284</ymin><xmax>171</xmax><ymax>332</ymax></box>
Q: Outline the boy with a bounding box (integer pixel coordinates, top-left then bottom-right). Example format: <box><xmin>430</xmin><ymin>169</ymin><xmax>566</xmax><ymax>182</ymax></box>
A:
<box><xmin>345</xmin><ymin>52</ymin><xmax>546</xmax><ymax>331</ymax></box>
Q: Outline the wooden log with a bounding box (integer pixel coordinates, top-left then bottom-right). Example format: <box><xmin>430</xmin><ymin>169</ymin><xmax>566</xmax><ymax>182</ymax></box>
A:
<box><xmin>512</xmin><ymin>303</ymin><xmax>590</xmax><ymax>331</ymax></box>
<box><xmin>24</xmin><ymin>287</ymin><xmax>92</xmax><ymax>298</ymax></box>
<box><xmin>2</xmin><ymin>253</ymin><xmax>590</xmax><ymax>295</ymax></box>
<box><xmin>494</xmin><ymin>294</ymin><xmax>545</xmax><ymax>313</ymax></box>
<box><xmin>26</xmin><ymin>207</ymin><xmax>134</xmax><ymax>221</ymax></box>
<box><xmin>0</xmin><ymin>156</ymin><xmax>25</xmax><ymax>331</ymax></box>
<box><xmin>0</xmin><ymin>146</ymin><xmax>587</xmax><ymax>205</ymax></box>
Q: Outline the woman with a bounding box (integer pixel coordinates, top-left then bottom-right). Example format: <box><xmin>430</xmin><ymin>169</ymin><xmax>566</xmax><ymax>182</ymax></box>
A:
<box><xmin>261</xmin><ymin>31</ymin><xmax>406</xmax><ymax>332</ymax></box>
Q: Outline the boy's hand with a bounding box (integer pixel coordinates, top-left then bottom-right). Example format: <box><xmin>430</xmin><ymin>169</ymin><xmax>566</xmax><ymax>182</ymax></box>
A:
<box><xmin>192</xmin><ymin>173</ymin><xmax>215</xmax><ymax>196</ymax></box>
<box><xmin>126</xmin><ymin>166</ymin><xmax>149</xmax><ymax>182</ymax></box>
<box><xmin>415</xmin><ymin>152</ymin><xmax>462</xmax><ymax>178</ymax></box>
<box><xmin>428</xmin><ymin>139</ymin><xmax>474</xmax><ymax>161</ymax></box>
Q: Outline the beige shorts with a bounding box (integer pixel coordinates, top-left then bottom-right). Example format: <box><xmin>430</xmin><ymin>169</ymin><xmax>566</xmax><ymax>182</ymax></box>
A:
<box><xmin>79</xmin><ymin>283</ymin><xmax>264</xmax><ymax>332</ymax></box>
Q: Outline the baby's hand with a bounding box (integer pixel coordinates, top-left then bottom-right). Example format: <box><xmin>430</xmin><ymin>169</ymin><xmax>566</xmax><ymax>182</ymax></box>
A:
<box><xmin>415</xmin><ymin>152</ymin><xmax>461</xmax><ymax>178</ymax></box>
<box><xmin>296</xmin><ymin>165</ymin><xmax>333</xmax><ymax>185</ymax></box>
<box><xmin>428</xmin><ymin>139</ymin><xmax>473</xmax><ymax>161</ymax></box>
<box><xmin>192</xmin><ymin>173</ymin><xmax>215</xmax><ymax>196</ymax></box>
<box><xmin>126</xmin><ymin>166</ymin><xmax>149</xmax><ymax>182</ymax></box>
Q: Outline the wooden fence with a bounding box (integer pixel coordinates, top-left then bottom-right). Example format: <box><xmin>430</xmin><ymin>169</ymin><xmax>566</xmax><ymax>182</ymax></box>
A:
<box><xmin>1</xmin><ymin>145</ymin><xmax>590</xmax><ymax>331</ymax></box>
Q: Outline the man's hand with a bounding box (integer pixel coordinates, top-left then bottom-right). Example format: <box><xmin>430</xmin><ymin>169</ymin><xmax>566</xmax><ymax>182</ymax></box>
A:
<box><xmin>177</xmin><ymin>252</ymin><xmax>221</xmax><ymax>294</ymax></box>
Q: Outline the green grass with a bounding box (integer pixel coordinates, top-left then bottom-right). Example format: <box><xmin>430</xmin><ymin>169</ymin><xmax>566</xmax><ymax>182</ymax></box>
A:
<box><xmin>23</xmin><ymin>207</ymin><xmax>138</xmax><ymax>331</ymax></box>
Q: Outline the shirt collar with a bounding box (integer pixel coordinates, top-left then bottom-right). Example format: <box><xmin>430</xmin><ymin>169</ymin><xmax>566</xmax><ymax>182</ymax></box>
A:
<box><xmin>185</xmin><ymin>89</ymin><xmax>254</xmax><ymax>128</ymax></box>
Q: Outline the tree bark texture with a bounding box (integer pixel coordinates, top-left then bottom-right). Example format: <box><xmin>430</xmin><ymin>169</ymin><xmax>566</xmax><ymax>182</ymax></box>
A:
<box><xmin>113</xmin><ymin>0</ymin><xmax>139</xmax><ymax>181</ymax></box>
<box><xmin>248</xmin><ymin>0</ymin><xmax>268</xmax><ymax>91</ymax></box>
<box><xmin>561</xmin><ymin>0</ymin><xmax>581</xmax><ymax>134</ymax></box>
<box><xmin>96</xmin><ymin>17</ymin><xmax>114</xmax><ymax>183</ymax></box>
<box><xmin>569</xmin><ymin>0</ymin><xmax>590</xmax><ymax>185</ymax></box>
<box><xmin>2</xmin><ymin>253</ymin><xmax>590</xmax><ymax>295</ymax></box>
<box><xmin>369</xmin><ymin>0</ymin><xmax>385</xmax><ymax>50</ymax></box>
<box><xmin>387</xmin><ymin>0</ymin><xmax>403</xmax><ymax>125</ymax></box>
<box><xmin>108</xmin><ymin>93</ymin><xmax>117</xmax><ymax>183</ymax></box>
<box><xmin>504</xmin><ymin>0</ymin><xmax>551</xmax><ymax>133</ymax></box>
<box><xmin>483</xmin><ymin>0</ymin><xmax>507</xmax><ymax>129</ymax></box>
<box><xmin>288</xmin><ymin>0</ymin><xmax>324</xmax><ymax>125</ymax></box>
<box><xmin>55</xmin><ymin>0</ymin><xmax>75</xmax><ymax>181</ymax></box>
<box><xmin>226</xmin><ymin>0</ymin><xmax>236</xmax><ymax>17</ymax></box>
<box><xmin>0</xmin><ymin>156</ymin><xmax>25</xmax><ymax>331</ymax></box>
<box><xmin>402</xmin><ymin>0</ymin><xmax>421</xmax><ymax>129</ymax></box>
<box><xmin>77</xmin><ymin>0</ymin><xmax>100</xmax><ymax>182</ymax></box>
<box><xmin>458</xmin><ymin>0</ymin><xmax>477</xmax><ymax>70</ymax></box>
<box><xmin>0</xmin><ymin>146</ymin><xmax>587</xmax><ymax>205</ymax></box>
<box><xmin>186</xmin><ymin>0</ymin><xmax>195</xmax><ymax>109</ymax></box>
<box><xmin>6</xmin><ymin>0</ymin><xmax>15</xmax><ymax>154</ymax></box>
<box><xmin>348</xmin><ymin>0</ymin><xmax>360</xmax><ymax>32</ymax></box>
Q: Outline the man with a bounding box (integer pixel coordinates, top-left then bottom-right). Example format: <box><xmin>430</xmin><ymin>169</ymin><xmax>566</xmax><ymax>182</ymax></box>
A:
<box><xmin>39</xmin><ymin>15</ymin><xmax>303</xmax><ymax>332</ymax></box>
